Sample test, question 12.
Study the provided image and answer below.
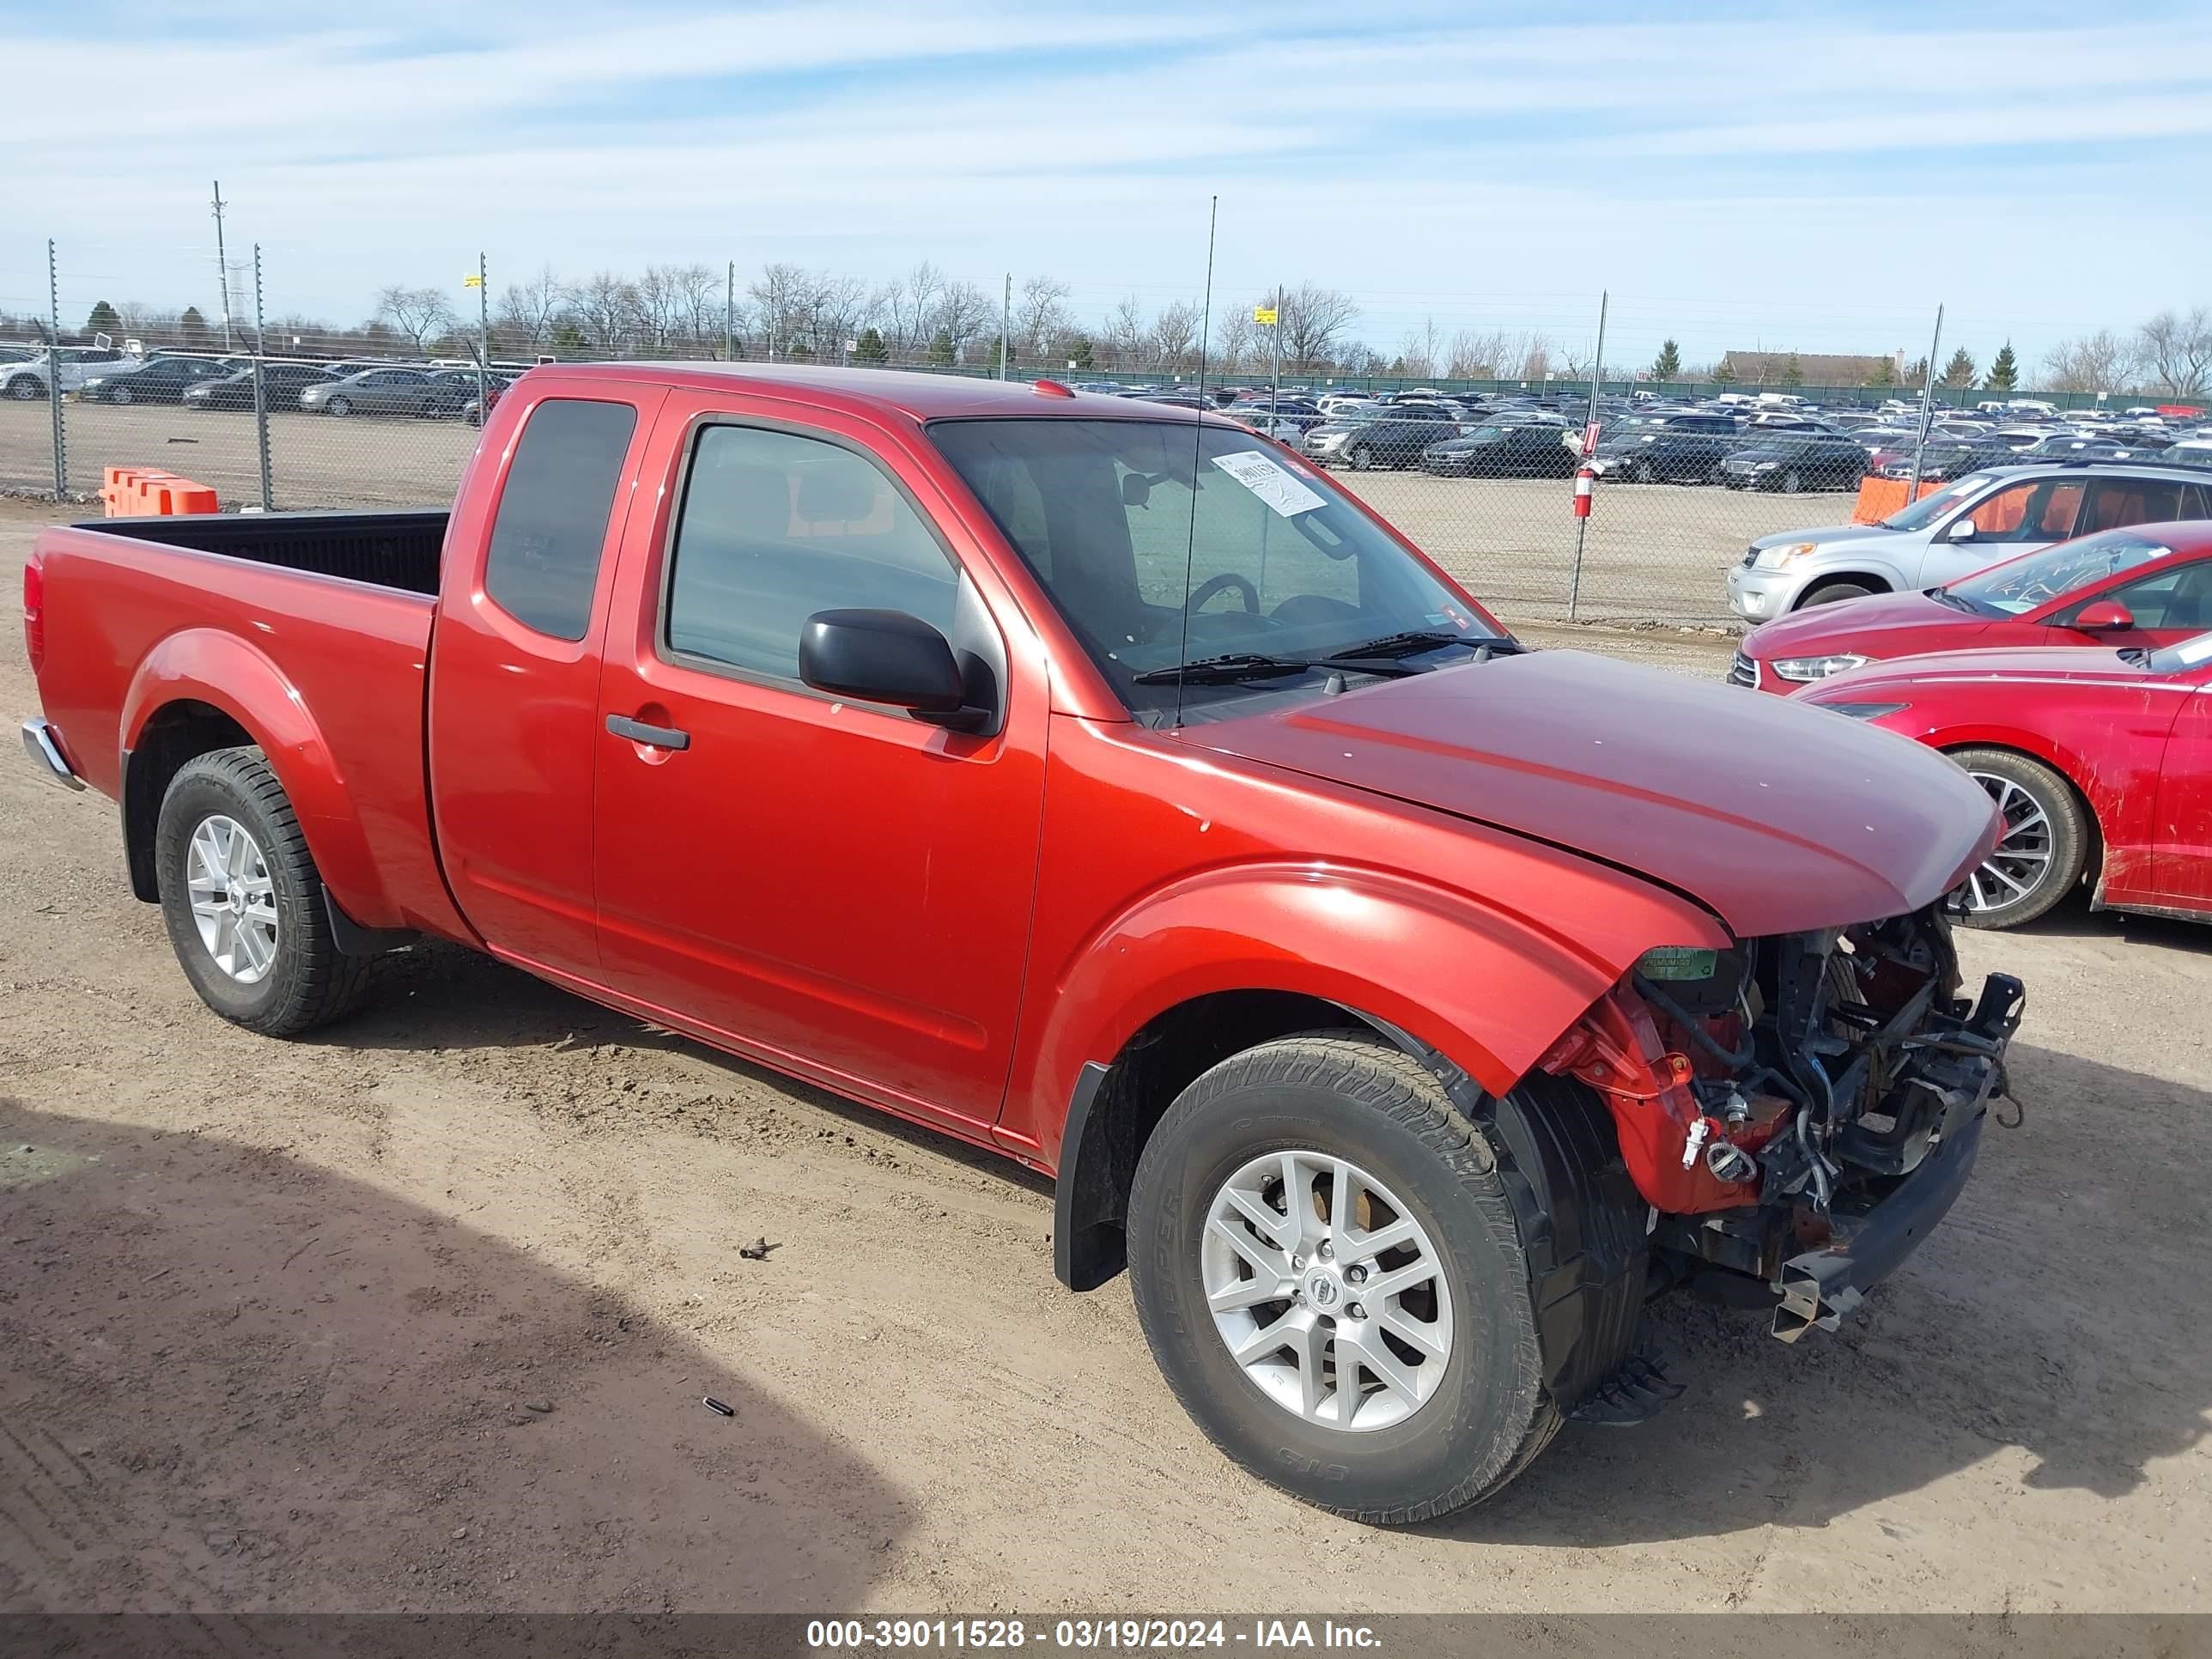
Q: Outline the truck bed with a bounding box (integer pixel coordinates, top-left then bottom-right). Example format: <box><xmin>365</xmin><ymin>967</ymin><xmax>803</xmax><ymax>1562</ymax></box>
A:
<box><xmin>82</xmin><ymin>510</ymin><xmax>448</xmax><ymax>596</ymax></box>
<box><xmin>28</xmin><ymin>514</ymin><xmax>463</xmax><ymax>940</ymax></box>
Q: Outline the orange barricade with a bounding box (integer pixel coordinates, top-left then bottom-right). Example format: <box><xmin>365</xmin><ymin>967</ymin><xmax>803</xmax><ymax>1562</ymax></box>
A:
<box><xmin>101</xmin><ymin>466</ymin><xmax>218</xmax><ymax>517</ymax></box>
<box><xmin>1851</xmin><ymin>476</ymin><xmax>1926</xmax><ymax>525</ymax></box>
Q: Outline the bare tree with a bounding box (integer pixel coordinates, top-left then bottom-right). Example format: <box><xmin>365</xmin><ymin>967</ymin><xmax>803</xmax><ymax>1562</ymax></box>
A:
<box><xmin>883</xmin><ymin>262</ymin><xmax>946</xmax><ymax>357</ymax></box>
<box><xmin>632</xmin><ymin>265</ymin><xmax>689</xmax><ymax>355</ymax></box>
<box><xmin>748</xmin><ymin>263</ymin><xmax>816</xmax><ymax>357</ymax></box>
<box><xmin>673</xmin><ymin>263</ymin><xmax>725</xmax><ymax>354</ymax></box>
<box><xmin>1214</xmin><ymin>307</ymin><xmax>1256</xmax><ymax>374</ymax></box>
<box><xmin>563</xmin><ymin>272</ymin><xmax>640</xmax><ymax>354</ymax></box>
<box><xmin>495</xmin><ymin>265</ymin><xmax>568</xmax><ymax>351</ymax></box>
<box><xmin>1103</xmin><ymin>296</ymin><xmax>1150</xmax><ymax>369</ymax></box>
<box><xmin>1016</xmin><ymin>276</ymin><xmax>1073</xmax><ymax>358</ymax></box>
<box><xmin>375</xmin><ymin>284</ymin><xmax>457</xmax><ymax>353</ymax></box>
<box><xmin>933</xmin><ymin>281</ymin><xmax>995</xmax><ymax>361</ymax></box>
<box><xmin>2136</xmin><ymin>307</ymin><xmax>2212</xmax><ymax>398</ymax></box>
<box><xmin>1395</xmin><ymin>317</ymin><xmax>1444</xmax><ymax>380</ymax></box>
<box><xmin>1148</xmin><ymin>300</ymin><xmax>1204</xmax><ymax>373</ymax></box>
<box><xmin>1447</xmin><ymin>329</ymin><xmax>1506</xmax><ymax>379</ymax></box>
<box><xmin>2042</xmin><ymin>330</ymin><xmax>2138</xmax><ymax>395</ymax></box>
<box><xmin>1275</xmin><ymin>283</ymin><xmax>1359</xmax><ymax>370</ymax></box>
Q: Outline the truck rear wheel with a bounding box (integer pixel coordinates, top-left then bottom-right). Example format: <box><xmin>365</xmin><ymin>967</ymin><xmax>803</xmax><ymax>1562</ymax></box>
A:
<box><xmin>155</xmin><ymin>748</ymin><xmax>375</xmax><ymax>1036</ymax></box>
<box><xmin>1127</xmin><ymin>1033</ymin><xmax>1564</xmax><ymax>1525</ymax></box>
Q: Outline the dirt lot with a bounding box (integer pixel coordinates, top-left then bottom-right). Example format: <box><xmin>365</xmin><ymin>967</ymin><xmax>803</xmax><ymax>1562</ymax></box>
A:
<box><xmin>0</xmin><ymin>395</ymin><xmax>1854</xmax><ymax>624</ymax></box>
<box><xmin>2</xmin><ymin>495</ymin><xmax>2207</xmax><ymax>1616</ymax></box>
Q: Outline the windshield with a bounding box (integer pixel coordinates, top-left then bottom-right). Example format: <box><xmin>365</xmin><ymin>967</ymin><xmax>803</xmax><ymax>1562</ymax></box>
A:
<box><xmin>929</xmin><ymin>417</ymin><xmax>1501</xmax><ymax>721</ymax></box>
<box><xmin>1955</xmin><ymin>530</ymin><xmax>2182</xmax><ymax>615</ymax></box>
<box><xmin>1882</xmin><ymin>475</ymin><xmax>1993</xmax><ymax>531</ymax></box>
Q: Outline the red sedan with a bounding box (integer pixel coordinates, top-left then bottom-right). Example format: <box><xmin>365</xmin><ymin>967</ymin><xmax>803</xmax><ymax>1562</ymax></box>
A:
<box><xmin>1734</xmin><ymin>520</ymin><xmax>2212</xmax><ymax>693</ymax></box>
<box><xmin>1799</xmin><ymin>629</ymin><xmax>2212</xmax><ymax>928</ymax></box>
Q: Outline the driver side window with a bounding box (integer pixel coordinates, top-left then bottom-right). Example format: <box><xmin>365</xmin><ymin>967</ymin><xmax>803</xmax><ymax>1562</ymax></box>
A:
<box><xmin>1121</xmin><ymin>458</ymin><xmax>1360</xmax><ymax>617</ymax></box>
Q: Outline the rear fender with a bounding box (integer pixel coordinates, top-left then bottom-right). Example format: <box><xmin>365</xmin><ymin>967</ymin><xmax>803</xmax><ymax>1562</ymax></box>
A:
<box><xmin>1021</xmin><ymin>860</ymin><xmax>1726</xmax><ymax>1170</ymax></box>
<box><xmin>120</xmin><ymin>629</ymin><xmax>391</xmax><ymax>922</ymax></box>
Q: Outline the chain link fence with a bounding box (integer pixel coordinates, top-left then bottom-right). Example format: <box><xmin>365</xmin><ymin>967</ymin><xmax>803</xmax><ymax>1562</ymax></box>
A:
<box><xmin>8</xmin><ymin>241</ymin><xmax>2209</xmax><ymax>629</ymax></box>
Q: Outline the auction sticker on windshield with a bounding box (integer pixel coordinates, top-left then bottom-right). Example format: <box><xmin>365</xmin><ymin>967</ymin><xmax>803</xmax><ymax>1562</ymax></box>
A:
<box><xmin>1211</xmin><ymin>450</ymin><xmax>1327</xmax><ymax>517</ymax></box>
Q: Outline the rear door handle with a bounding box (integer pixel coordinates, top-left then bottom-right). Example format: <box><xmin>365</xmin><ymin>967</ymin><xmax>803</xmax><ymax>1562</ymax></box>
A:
<box><xmin>605</xmin><ymin>714</ymin><xmax>691</xmax><ymax>751</ymax></box>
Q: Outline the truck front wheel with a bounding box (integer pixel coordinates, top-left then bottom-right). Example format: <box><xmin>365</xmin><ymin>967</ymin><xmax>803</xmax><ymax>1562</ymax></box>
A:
<box><xmin>155</xmin><ymin>747</ymin><xmax>375</xmax><ymax>1036</ymax></box>
<box><xmin>1127</xmin><ymin>1033</ymin><xmax>1559</xmax><ymax>1525</ymax></box>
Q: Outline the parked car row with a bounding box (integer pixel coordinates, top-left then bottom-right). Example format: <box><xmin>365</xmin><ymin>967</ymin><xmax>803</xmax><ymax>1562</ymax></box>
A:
<box><xmin>1731</xmin><ymin>515</ymin><xmax>2212</xmax><ymax>933</ymax></box>
<box><xmin>0</xmin><ymin>345</ymin><xmax>526</xmax><ymax>425</ymax></box>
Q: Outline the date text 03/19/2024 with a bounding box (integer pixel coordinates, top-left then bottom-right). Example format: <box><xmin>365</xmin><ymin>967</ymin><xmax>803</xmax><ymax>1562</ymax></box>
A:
<box><xmin>805</xmin><ymin>1618</ymin><xmax>1382</xmax><ymax>1650</ymax></box>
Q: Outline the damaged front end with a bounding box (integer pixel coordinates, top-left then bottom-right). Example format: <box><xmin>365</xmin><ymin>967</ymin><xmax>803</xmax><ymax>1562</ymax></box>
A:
<box><xmin>1537</xmin><ymin>905</ymin><xmax>2023</xmax><ymax>1340</ymax></box>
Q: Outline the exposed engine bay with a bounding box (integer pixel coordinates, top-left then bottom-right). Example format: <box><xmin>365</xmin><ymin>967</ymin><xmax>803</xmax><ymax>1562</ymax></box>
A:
<box><xmin>1538</xmin><ymin>904</ymin><xmax>2024</xmax><ymax>1340</ymax></box>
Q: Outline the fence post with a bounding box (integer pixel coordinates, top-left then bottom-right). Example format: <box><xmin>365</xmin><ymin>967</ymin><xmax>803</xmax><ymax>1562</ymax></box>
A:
<box><xmin>1566</xmin><ymin>289</ymin><xmax>1607</xmax><ymax>622</ymax></box>
<box><xmin>475</xmin><ymin>252</ymin><xmax>490</xmax><ymax>431</ymax></box>
<box><xmin>726</xmin><ymin>260</ymin><xmax>736</xmax><ymax>361</ymax></box>
<box><xmin>46</xmin><ymin>238</ymin><xmax>66</xmax><ymax>500</ymax></box>
<box><xmin>1905</xmin><ymin>305</ymin><xmax>1944</xmax><ymax>506</ymax></box>
<box><xmin>252</xmin><ymin>243</ymin><xmax>273</xmax><ymax>511</ymax></box>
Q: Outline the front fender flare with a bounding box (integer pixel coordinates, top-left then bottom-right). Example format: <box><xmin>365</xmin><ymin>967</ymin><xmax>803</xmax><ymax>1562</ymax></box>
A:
<box><xmin>1020</xmin><ymin>859</ymin><xmax>1727</xmax><ymax>1173</ymax></box>
<box><xmin>120</xmin><ymin>629</ymin><xmax>393</xmax><ymax>924</ymax></box>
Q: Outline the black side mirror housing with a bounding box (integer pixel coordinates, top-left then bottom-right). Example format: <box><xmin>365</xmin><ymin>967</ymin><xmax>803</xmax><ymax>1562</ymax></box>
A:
<box><xmin>799</xmin><ymin>609</ymin><xmax>970</xmax><ymax>718</ymax></box>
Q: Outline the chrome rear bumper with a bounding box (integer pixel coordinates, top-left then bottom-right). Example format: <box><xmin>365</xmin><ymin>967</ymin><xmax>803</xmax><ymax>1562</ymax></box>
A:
<box><xmin>21</xmin><ymin>718</ymin><xmax>85</xmax><ymax>791</ymax></box>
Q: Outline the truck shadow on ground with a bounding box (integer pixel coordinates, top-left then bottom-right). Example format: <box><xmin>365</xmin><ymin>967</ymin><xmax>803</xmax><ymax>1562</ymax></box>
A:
<box><xmin>0</xmin><ymin>1097</ymin><xmax>915</xmax><ymax>1612</ymax></box>
<box><xmin>313</xmin><ymin>947</ymin><xmax>2209</xmax><ymax>1550</ymax></box>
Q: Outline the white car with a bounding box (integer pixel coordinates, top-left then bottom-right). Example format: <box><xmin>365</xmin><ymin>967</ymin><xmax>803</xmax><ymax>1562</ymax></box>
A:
<box><xmin>0</xmin><ymin>346</ymin><xmax>139</xmax><ymax>401</ymax></box>
<box><xmin>1725</xmin><ymin>463</ymin><xmax>2212</xmax><ymax>620</ymax></box>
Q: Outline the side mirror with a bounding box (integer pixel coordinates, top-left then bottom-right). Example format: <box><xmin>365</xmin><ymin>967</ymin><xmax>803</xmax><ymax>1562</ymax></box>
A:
<box><xmin>1946</xmin><ymin>517</ymin><xmax>1978</xmax><ymax>542</ymax></box>
<box><xmin>799</xmin><ymin>610</ymin><xmax>969</xmax><ymax>715</ymax></box>
<box><xmin>2072</xmin><ymin>599</ymin><xmax>2136</xmax><ymax>632</ymax></box>
<box><xmin>1121</xmin><ymin>472</ymin><xmax>1152</xmax><ymax>508</ymax></box>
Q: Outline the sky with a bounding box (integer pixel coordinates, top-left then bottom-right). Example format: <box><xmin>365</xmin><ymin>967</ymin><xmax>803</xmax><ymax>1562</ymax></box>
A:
<box><xmin>10</xmin><ymin>0</ymin><xmax>2212</xmax><ymax>373</ymax></box>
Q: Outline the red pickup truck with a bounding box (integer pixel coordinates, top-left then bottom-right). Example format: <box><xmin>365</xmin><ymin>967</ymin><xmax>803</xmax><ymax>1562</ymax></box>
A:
<box><xmin>21</xmin><ymin>364</ymin><xmax>2021</xmax><ymax>1524</ymax></box>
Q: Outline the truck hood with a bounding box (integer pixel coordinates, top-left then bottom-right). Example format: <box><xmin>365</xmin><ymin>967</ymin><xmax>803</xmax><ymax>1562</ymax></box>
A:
<box><xmin>1184</xmin><ymin>650</ymin><xmax>1999</xmax><ymax>938</ymax></box>
<box><xmin>1750</xmin><ymin>521</ymin><xmax>1902</xmax><ymax>551</ymax></box>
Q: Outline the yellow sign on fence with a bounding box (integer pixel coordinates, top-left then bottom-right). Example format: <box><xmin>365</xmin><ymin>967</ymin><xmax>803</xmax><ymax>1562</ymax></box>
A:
<box><xmin>1253</xmin><ymin>306</ymin><xmax>1277</xmax><ymax>325</ymax></box>
<box><xmin>463</xmin><ymin>274</ymin><xmax>484</xmax><ymax>289</ymax></box>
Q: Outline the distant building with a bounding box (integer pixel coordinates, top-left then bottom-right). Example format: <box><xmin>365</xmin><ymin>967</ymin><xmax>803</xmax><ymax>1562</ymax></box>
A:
<box><xmin>1720</xmin><ymin>349</ymin><xmax>1905</xmax><ymax>386</ymax></box>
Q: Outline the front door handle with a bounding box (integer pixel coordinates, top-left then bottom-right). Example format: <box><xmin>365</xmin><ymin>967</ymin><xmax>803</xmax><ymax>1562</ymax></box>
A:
<box><xmin>606</xmin><ymin>714</ymin><xmax>691</xmax><ymax>751</ymax></box>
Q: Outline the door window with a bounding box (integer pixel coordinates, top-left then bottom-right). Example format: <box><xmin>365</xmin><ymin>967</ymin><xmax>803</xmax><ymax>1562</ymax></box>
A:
<box><xmin>483</xmin><ymin>398</ymin><xmax>639</xmax><ymax>641</ymax></box>
<box><xmin>2081</xmin><ymin>478</ymin><xmax>2185</xmax><ymax>533</ymax></box>
<box><xmin>1964</xmin><ymin>477</ymin><xmax>2087</xmax><ymax>544</ymax></box>
<box><xmin>2100</xmin><ymin>563</ymin><xmax>2212</xmax><ymax>632</ymax></box>
<box><xmin>663</xmin><ymin>423</ymin><xmax>960</xmax><ymax>685</ymax></box>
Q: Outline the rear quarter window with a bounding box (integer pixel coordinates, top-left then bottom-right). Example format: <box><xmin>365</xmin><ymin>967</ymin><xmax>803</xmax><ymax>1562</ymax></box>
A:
<box><xmin>483</xmin><ymin>398</ymin><xmax>639</xmax><ymax>641</ymax></box>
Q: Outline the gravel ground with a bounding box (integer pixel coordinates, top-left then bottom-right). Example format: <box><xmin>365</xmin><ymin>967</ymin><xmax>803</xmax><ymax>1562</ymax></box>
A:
<box><xmin>2</xmin><ymin>496</ymin><xmax>2207</xmax><ymax>1617</ymax></box>
<box><xmin>0</xmin><ymin>396</ymin><xmax>1858</xmax><ymax>623</ymax></box>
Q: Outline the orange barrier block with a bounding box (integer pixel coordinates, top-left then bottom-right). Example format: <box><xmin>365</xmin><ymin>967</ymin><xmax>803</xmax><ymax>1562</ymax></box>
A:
<box><xmin>101</xmin><ymin>467</ymin><xmax>218</xmax><ymax>516</ymax></box>
<box><xmin>1852</xmin><ymin>476</ymin><xmax>1920</xmax><ymax>525</ymax></box>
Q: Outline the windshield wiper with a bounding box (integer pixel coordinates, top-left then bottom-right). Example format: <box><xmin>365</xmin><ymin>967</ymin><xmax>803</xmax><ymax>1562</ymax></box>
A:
<box><xmin>1925</xmin><ymin>586</ymin><xmax>1979</xmax><ymax>613</ymax></box>
<box><xmin>1328</xmin><ymin>629</ymin><xmax>1519</xmax><ymax>663</ymax></box>
<box><xmin>1131</xmin><ymin>652</ymin><xmax>1420</xmax><ymax>686</ymax></box>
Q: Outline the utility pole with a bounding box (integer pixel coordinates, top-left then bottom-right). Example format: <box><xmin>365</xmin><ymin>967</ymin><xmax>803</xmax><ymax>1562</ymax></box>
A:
<box><xmin>1000</xmin><ymin>273</ymin><xmax>1012</xmax><ymax>381</ymax></box>
<box><xmin>210</xmin><ymin>180</ymin><xmax>234</xmax><ymax>351</ymax></box>
<box><xmin>725</xmin><ymin>260</ymin><xmax>736</xmax><ymax>362</ymax></box>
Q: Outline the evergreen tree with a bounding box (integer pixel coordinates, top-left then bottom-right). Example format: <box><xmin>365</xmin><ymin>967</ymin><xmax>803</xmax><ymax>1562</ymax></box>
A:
<box><xmin>550</xmin><ymin>322</ymin><xmax>588</xmax><ymax>353</ymax></box>
<box><xmin>1984</xmin><ymin>341</ymin><xmax>2020</xmax><ymax>392</ymax></box>
<box><xmin>1066</xmin><ymin>333</ymin><xmax>1095</xmax><ymax>370</ymax></box>
<box><xmin>927</xmin><ymin>328</ymin><xmax>955</xmax><ymax>367</ymax></box>
<box><xmin>1650</xmin><ymin>338</ymin><xmax>1681</xmax><ymax>381</ymax></box>
<box><xmin>1940</xmin><ymin>347</ymin><xmax>1977</xmax><ymax>389</ymax></box>
<box><xmin>853</xmin><ymin>326</ymin><xmax>889</xmax><ymax>364</ymax></box>
<box><xmin>1780</xmin><ymin>353</ymin><xmax>1803</xmax><ymax>387</ymax></box>
<box><xmin>179</xmin><ymin>306</ymin><xmax>212</xmax><ymax>349</ymax></box>
<box><xmin>1711</xmin><ymin>359</ymin><xmax>1736</xmax><ymax>384</ymax></box>
<box><xmin>84</xmin><ymin>300</ymin><xmax>122</xmax><ymax>338</ymax></box>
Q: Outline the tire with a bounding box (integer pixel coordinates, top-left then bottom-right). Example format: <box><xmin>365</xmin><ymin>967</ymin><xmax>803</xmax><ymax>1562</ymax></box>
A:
<box><xmin>326</xmin><ymin>395</ymin><xmax>352</xmax><ymax>417</ymax></box>
<box><xmin>1781</xmin><ymin>469</ymin><xmax>1803</xmax><ymax>494</ymax></box>
<box><xmin>1632</xmin><ymin>459</ymin><xmax>1654</xmax><ymax>483</ymax></box>
<box><xmin>1128</xmin><ymin>1033</ymin><xmax>1576</xmax><ymax>1525</ymax></box>
<box><xmin>1798</xmin><ymin>580</ymin><xmax>1875</xmax><ymax>607</ymax></box>
<box><xmin>155</xmin><ymin>747</ymin><xmax>376</xmax><ymax>1036</ymax></box>
<box><xmin>1349</xmin><ymin>446</ymin><xmax>1374</xmax><ymax>471</ymax></box>
<box><xmin>9</xmin><ymin>376</ymin><xmax>44</xmax><ymax>401</ymax></box>
<box><xmin>1948</xmin><ymin>748</ymin><xmax>2089</xmax><ymax>929</ymax></box>
<box><xmin>112</xmin><ymin>385</ymin><xmax>133</xmax><ymax>405</ymax></box>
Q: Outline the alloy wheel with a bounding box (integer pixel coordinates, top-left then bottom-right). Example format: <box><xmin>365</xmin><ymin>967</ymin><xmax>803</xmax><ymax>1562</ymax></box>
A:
<box><xmin>1201</xmin><ymin>1149</ymin><xmax>1454</xmax><ymax>1432</ymax></box>
<box><xmin>185</xmin><ymin>814</ymin><xmax>280</xmax><ymax>984</ymax></box>
<box><xmin>1964</xmin><ymin>771</ymin><xmax>2054</xmax><ymax>915</ymax></box>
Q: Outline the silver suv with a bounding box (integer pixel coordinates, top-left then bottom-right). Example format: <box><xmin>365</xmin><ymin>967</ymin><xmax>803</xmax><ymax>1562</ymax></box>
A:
<box><xmin>1725</xmin><ymin>463</ymin><xmax>2212</xmax><ymax>620</ymax></box>
<box><xmin>0</xmin><ymin>346</ymin><xmax>137</xmax><ymax>402</ymax></box>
